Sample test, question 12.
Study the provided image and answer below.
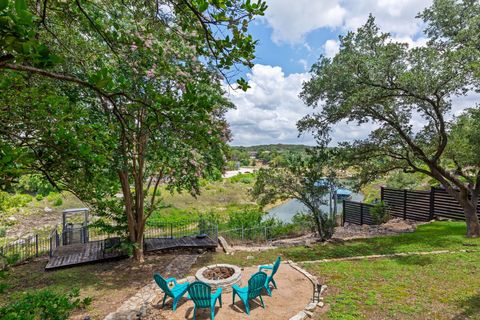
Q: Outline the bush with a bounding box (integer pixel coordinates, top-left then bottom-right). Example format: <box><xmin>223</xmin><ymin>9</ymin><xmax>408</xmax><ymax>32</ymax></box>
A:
<box><xmin>46</xmin><ymin>192</ymin><xmax>63</xmax><ymax>206</ymax></box>
<box><xmin>0</xmin><ymin>192</ymin><xmax>33</xmax><ymax>212</ymax></box>
<box><xmin>0</xmin><ymin>288</ymin><xmax>90</xmax><ymax>320</ymax></box>
<box><xmin>227</xmin><ymin>173</ymin><xmax>256</xmax><ymax>184</ymax></box>
<box><xmin>370</xmin><ymin>201</ymin><xmax>390</xmax><ymax>224</ymax></box>
<box><xmin>16</xmin><ymin>174</ymin><xmax>55</xmax><ymax>196</ymax></box>
<box><xmin>227</xmin><ymin>206</ymin><xmax>264</xmax><ymax>229</ymax></box>
<box><xmin>35</xmin><ymin>194</ymin><xmax>44</xmax><ymax>201</ymax></box>
<box><xmin>292</xmin><ymin>212</ymin><xmax>317</xmax><ymax>233</ymax></box>
<box><xmin>53</xmin><ymin>197</ymin><xmax>63</xmax><ymax>207</ymax></box>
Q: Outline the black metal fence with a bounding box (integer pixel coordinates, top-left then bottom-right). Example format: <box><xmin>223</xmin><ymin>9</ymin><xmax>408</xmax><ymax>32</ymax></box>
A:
<box><xmin>144</xmin><ymin>220</ymin><xmax>218</xmax><ymax>242</ymax></box>
<box><xmin>1</xmin><ymin>233</ymin><xmax>50</xmax><ymax>264</ymax></box>
<box><xmin>343</xmin><ymin>187</ymin><xmax>480</xmax><ymax>225</ymax></box>
<box><xmin>218</xmin><ymin>224</ymin><xmax>311</xmax><ymax>246</ymax></box>
<box><xmin>2</xmin><ymin>219</ymin><xmax>219</xmax><ymax>266</ymax></box>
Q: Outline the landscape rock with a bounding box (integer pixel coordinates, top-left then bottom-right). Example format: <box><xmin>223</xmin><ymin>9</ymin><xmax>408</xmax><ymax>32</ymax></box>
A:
<box><xmin>332</xmin><ymin>218</ymin><xmax>427</xmax><ymax>240</ymax></box>
<box><xmin>289</xmin><ymin>311</ymin><xmax>308</xmax><ymax>320</ymax></box>
<box><xmin>305</xmin><ymin>302</ymin><xmax>318</xmax><ymax>311</ymax></box>
<box><xmin>44</xmin><ymin>207</ymin><xmax>53</xmax><ymax>213</ymax></box>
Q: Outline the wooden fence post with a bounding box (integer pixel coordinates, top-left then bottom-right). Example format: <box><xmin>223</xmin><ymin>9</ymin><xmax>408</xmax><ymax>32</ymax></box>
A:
<box><xmin>342</xmin><ymin>200</ymin><xmax>346</xmax><ymax>226</ymax></box>
<box><xmin>35</xmin><ymin>234</ymin><xmax>39</xmax><ymax>257</ymax></box>
<box><xmin>380</xmin><ymin>186</ymin><xmax>384</xmax><ymax>201</ymax></box>
<box><xmin>403</xmin><ymin>189</ymin><xmax>407</xmax><ymax>220</ymax></box>
<box><xmin>429</xmin><ymin>187</ymin><xmax>435</xmax><ymax>220</ymax></box>
<box><xmin>360</xmin><ymin>203</ymin><xmax>364</xmax><ymax>225</ymax></box>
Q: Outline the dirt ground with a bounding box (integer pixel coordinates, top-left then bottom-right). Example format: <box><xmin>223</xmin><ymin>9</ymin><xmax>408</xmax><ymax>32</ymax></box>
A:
<box><xmin>144</xmin><ymin>263</ymin><xmax>313</xmax><ymax>320</ymax></box>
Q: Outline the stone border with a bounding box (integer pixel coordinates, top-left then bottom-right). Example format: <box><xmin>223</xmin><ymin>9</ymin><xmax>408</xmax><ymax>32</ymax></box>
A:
<box><xmin>299</xmin><ymin>248</ymin><xmax>479</xmax><ymax>265</ymax></box>
<box><xmin>285</xmin><ymin>260</ymin><xmax>327</xmax><ymax>320</ymax></box>
<box><xmin>195</xmin><ymin>263</ymin><xmax>242</xmax><ymax>292</ymax></box>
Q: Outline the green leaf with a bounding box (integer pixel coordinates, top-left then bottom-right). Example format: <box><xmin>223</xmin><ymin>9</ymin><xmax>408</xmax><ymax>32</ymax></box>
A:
<box><xmin>15</xmin><ymin>0</ymin><xmax>26</xmax><ymax>13</ymax></box>
<box><xmin>0</xmin><ymin>0</ymin><xmax>8</xmax><ymax>11</ymax></box>
<box><xmin>197</xmin><ymin>0</ymin><xmax>208</xmax><ymax>12</ymax></box>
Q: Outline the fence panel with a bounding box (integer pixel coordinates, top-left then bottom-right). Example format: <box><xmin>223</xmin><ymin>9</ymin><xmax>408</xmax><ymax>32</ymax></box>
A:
<box><xmin>432</xmin><ymin>188</ymin><xmax>480</xmax><ymax>220</ymax></box>
<box><xmin>343</xmin><ymin>201</ymin><xmax>375</xmax><ymax>225</ymax></box>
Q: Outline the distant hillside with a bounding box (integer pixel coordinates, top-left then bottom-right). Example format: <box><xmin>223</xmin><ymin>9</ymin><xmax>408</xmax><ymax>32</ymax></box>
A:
<box><xmin>231</xmin><ymin>144</ymin><xmax>312</xmax><ymax>153</ymax></box>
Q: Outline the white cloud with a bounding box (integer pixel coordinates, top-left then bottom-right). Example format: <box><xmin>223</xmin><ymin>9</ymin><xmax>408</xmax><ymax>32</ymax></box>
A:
<box><xmin>263</xmin><ymin>0</ymin><xmax>346</xmax><ymax>44</ymax></box>
<box><xmin>225</xmin><ymin>64</ymin><xmax>375</xmax><ymax>146</ymax></box>
<box><xmin>323</xmin><ymin>40</ymin><xmax>340</xmax><ymax>58</ymax></box>
<box><xmin>226</xmin><ymin>65</ymin><xmax>312</xmax><ymax>145</ymax></box>
<box><xmin>390</xmin><ymin>36</ymin><xmax>428</xmax><ymax>48</ymax></box>
<box><xmin>264</xmin><ymin>0</ymin><xmax>433</xmax><ymax>45</ymax></box>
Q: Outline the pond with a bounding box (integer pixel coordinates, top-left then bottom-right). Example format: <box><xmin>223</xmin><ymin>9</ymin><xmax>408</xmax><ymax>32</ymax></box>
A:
<box><xmin>266</xmin><ymin>191</ymin><xmax>364</xmax><ymax>223</ymax></box>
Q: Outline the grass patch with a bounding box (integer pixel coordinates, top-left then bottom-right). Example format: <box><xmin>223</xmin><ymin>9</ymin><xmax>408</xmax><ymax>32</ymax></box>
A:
<box><xmin>305</xmin><ymin>252</ymin><xmax>480</xmax><ymax>319</ymax></box>
<box><xmin>197</xmin><ymin>221</ymin><xmax>480</xmax><ymax>267</ymax></box>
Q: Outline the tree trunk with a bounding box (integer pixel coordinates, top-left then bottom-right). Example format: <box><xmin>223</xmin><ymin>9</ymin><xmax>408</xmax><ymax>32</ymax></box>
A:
<box><xmin>429</xmin><ymin>167</ymin><xmax>480</xmax><ymax>238</ymax></box>
<box><xmin>133</xmin><ymin>236</ymin><xmax>144</xmax><ymax>263</ymax></box>
<box><xmin>312</xmin><ymin>209</ymin><xmax>324</xmax><ymax>241</ymax></box>
<box><xmin>458</xmin><ymin>196</ymin><xmax>480</xmax><ymax>238</ymax></box>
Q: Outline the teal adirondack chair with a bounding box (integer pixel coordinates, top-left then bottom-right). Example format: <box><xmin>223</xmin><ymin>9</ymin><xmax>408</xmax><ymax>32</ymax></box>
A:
<box><xmin>153</xmin><ymin>273</ymin><xmax>189</xmax><ymax>311</ymax></box>
<box><xmin>258</xmin><ymin>256</ymin><xmax>281</xmax><ymax>296</ymax></box>
<box><xmin>187</xmin><ymin>281</ymin><xmax>223</xmax><ymax>320</ymax></box>
<box><xmin>232</xmin><ymin>271</ymin><xmax>268</xmax><ymax>315</ymax></box>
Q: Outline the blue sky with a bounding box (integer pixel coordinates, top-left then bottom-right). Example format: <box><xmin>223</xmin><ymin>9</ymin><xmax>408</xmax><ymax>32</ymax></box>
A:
<box><xmin>225</xmin><ymin>0</ymin><xmax>437</xmax><ymax>146</ymax></box>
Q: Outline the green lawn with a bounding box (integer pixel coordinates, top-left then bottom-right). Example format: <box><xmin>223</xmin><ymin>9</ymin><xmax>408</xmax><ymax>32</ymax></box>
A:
<box><xmin>2</xmin><ymin>221</ymin><xmax>479</xmax><ymax>319</ymax></box>
<box><xmin>198</xmin><ymin>221</ymin><xmax>480</xmax><ymax>267</ymax></box>
<box><xmin>306</xmin><ymin>252</ymin><xmax>480</xmax><ymax>319</ymax></box>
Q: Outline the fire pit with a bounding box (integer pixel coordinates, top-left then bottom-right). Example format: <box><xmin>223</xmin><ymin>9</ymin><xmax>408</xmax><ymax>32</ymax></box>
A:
<box><xmin>195</xmin><ymin>264</ymin><xmax>242</xmax><ymax>292</ymax></box>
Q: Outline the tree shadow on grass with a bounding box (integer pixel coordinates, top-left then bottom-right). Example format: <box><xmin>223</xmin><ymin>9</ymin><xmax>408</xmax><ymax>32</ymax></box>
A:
<box><xmin>453</xmin><ymin>293</ymin><xmax>480</xmax><ymax>320</ymax></box>
<box><xmin>390</xmin><ymin>255</ymin><xmax>434</xmax><ymax>266</ymax></box>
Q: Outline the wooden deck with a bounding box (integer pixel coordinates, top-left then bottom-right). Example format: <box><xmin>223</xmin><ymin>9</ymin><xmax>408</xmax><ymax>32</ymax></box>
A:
<box><xmin>45</xmin><ymin>236</ymin><xmax>217</xmax><ymax>270</ymax></box>
<box><xmin>144</xmin><ymin>236</ymin><xmax>217</xmax><ymax>252</ymax></box>
<box><xmin>45</xmin><ymin>240</ymin><xmax>128</xmax><ymax>270</ymax></box>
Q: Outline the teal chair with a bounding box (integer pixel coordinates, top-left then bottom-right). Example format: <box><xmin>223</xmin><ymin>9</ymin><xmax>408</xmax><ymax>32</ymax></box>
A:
<box><xmin>187</xmin><ymin>281</ymin><xmax>223</xmax><ymax>320</ymax></box>
<box><xmin>258</xmin><ymin>256</ymin><xmax>281</xmax><ymax>296</ymax></box>
<box><xmin>153</xmin><ymin>273</ymin><xmax>189</xmax><ymax>311</ymax></box>
<box><xmin>232</xmin><ymin>271</ymin><xmax>268</xmax><ymax>315</ymax></box>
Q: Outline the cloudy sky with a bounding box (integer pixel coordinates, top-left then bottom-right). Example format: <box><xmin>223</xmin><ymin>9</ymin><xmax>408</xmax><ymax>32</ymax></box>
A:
<box><xmin>224</xmin><ymin>0</ymin><xmax>441</xmax><ymax>146</ymax></box>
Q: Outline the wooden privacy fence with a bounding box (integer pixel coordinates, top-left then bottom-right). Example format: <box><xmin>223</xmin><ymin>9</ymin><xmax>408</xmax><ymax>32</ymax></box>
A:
<box><xmin>342</xmin><ymin>201</ymin><xmax>375</xmax><ymax>225</ymax></box>
<box><xmin>343</xmin><ymin>187</ymin><xmax>480</xmax><ymax>225</ymax></box>
<box><xmin>381</xmin><ymin>187</ymin><xmax>480</xmax><ymax>221</ymax></box>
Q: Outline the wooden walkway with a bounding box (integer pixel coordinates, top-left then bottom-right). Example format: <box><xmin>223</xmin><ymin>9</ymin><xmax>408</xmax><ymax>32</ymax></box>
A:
<box><xmin>45</xmin><ymin>240</ymin><xmax>127</xmax><ymax>270</ymax></box>
<box><xmin>45</xmin><ymin>236</ymin><xmax>217</xmax><ymax>270</ymax></box>
<box><xmin>144</xmin><ymin>236</ymin><xmax>217</xmax><ymax>252</ymax></box>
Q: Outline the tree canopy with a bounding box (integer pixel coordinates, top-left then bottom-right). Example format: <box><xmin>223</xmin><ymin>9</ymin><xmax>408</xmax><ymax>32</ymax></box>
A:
<box><xmin>299</xmin><ymin>0</ymin><xmax>480</xmax><ymax>237</ymax></box>
<box><xmin>251</xmin><ymin>150</ymin><xmax>335</xmax><ymax>240</ymax></box>
<box><xmin>0</xmin><ymin>0</ymin><xmax>267</xmax><ymax>261</ymax></box>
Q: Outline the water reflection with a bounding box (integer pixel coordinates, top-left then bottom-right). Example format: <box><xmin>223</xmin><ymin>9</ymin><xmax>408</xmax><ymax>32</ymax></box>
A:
<box><xmin>266</xmin><ymin>192</ymin><xmax>364</xmax><ymax>223</ymax></box>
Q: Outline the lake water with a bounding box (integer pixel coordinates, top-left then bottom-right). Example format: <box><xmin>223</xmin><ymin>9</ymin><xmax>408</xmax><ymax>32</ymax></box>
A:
<box><xmin>266</xmin><ymin>192</ymin><xmax>364</xmax><ymax>223</ymax></box>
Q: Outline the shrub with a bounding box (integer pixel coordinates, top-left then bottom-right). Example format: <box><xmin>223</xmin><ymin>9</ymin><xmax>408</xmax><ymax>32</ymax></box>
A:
<box><xmin>5</xmin><ymin>253</ymin><xmax>20</xmax><ymax>265</ymax></box>
<box><xmin>0</xmin><ymin>193</ymin><xmax>33</xmax><ymax>211</ymax></box>
<box><xmin>292</xmin><ymin>212</ymin><xmax>317</xmax><ymax>233</ymax></box>
<box><xmin>0</xmin><ymin>288</ymin><xmax>91</xmax><ymax>320</ymax></box>
<box><xmin>16</xmin><ymin>174</ymin><xmax>55</xmax><ymax>196</ymax></box>
<box><xmin>35</xmin><ymin>194</ymin><xmax>44</xmax><ymax>201</ymax></box>
<box><xmin>46</xmin><ymin>192</ymin><xmax>63</xmax><ymax>206</ymax></box>
<box><xmin>227</xmin><ymin>173</ymin><xmax>256</xmax><ymax>184</ymax></box>
<box><xmin>370</xmin><ymin>201</ymin><xmax>390</xmax><ymax>225</ymax></box>
<box><xmin>53</xmin><ymin>197</ymin><xmax>63</xmax><ymax>207</ymax></box>
<box><xmin>227</xmin><ymin>206</ymin><xmax>264</xmax><ymax>229</ymax></box>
